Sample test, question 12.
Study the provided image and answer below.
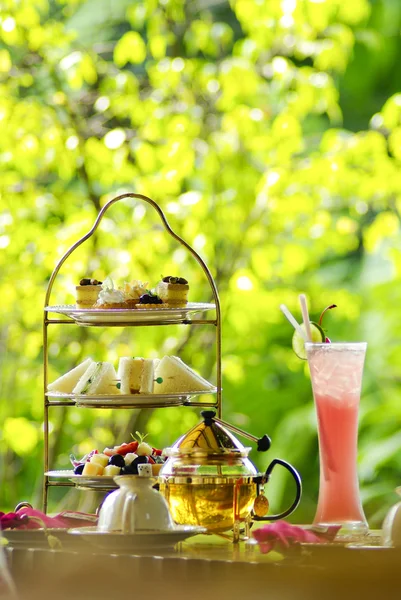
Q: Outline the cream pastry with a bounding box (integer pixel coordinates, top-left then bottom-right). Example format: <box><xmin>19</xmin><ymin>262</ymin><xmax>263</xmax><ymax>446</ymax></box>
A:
<box><xmin>94</xmin><ymin>277</ymin><xmax>126</xmax><ymax>308</ymax></box>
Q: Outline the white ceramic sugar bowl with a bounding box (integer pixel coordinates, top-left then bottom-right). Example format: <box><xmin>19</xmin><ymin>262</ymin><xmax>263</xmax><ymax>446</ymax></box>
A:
<box><xmin>382</xmin><ymin>487</ymin><xmax>401</xmax><ymax>547</ymax></box>
<box><xmin>98</xmin><ymin>475</ymin><xmax>174</xmax><ymax>533</ymax></box>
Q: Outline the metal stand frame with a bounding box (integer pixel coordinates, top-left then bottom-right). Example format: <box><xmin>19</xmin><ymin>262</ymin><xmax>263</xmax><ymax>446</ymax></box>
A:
<box><xmin>43</xmin><ymin>193</ymin><xmax>222</xmax><ymax>512</ymax></box>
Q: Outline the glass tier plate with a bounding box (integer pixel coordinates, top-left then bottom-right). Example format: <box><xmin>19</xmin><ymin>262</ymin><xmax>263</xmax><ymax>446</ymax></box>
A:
<box><xmin>45</xmin><ymin>302</ymin><xmax>215</xmax><ymax>324</ymax></box>
<box><xmin>45</xmin><ymin>470</ymin><xmax>119</xmax><ymax>490</ymax></box>
<box><xmin>1</xmin><ymin>528</ymin><xmax>80</xmax><ymax>549</ymax></box>
<box><xmin>67</xmin><ymin>525</ymin><xmax>206</xmax><ymax>551</ymax></box>
<box><xmin>46</xmin><ymin>389</ymin><xmax>217</xmax><ymax>408</ymax></box>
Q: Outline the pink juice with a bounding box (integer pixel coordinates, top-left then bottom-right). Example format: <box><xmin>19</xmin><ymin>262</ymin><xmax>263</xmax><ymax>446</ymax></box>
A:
<box><xmin>306</xmin><ymin>342</ymin><xmax>368</xmax><ymax>532</ymax></box>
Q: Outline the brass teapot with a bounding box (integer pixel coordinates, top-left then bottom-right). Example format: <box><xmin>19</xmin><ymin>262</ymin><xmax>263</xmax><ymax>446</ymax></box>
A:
<box><xmin>158</xmin><ymin>411</ymin><xmax>302</xmax><ymax>534</ymax></box>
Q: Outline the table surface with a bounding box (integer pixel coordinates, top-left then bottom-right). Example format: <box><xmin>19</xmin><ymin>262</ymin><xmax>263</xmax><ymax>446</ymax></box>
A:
<box><xmin>4</xmin><ymin>529</ymin><xmax>401</xmax><ymax>600</ymax></box>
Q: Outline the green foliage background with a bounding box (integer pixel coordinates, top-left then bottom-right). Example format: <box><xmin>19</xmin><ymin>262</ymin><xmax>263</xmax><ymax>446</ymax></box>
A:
<box><xmin>1</xmin><ymin>0</ymin><xmax>401</xmax><ymax>526</ymax></box>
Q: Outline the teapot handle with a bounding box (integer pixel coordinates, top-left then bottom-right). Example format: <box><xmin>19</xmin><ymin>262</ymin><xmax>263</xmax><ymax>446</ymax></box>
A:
<box><xmin>122</xmin><ymin>492</ymin><xmax>138</xmax><ymax>534</ymax></box>
<box><xmin>253</xmin><ymin>458</ymin><xmax>302</xmax><ymax>521</ymax></box>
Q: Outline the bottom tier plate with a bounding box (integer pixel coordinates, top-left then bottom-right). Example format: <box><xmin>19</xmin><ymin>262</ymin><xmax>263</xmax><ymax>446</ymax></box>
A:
<box><xmin>1</xmin><ymin>528</ymin><xmax>80</xmax><ymax>549</ymax></box>
<box><xmin>45</xmin><ymin>470</ymin><xmax>118</xmax><ymax>490</ymax></box>
<box><xmin>67</xmin><ymin>525</ymin><xmax>206</xmax><ymax>551</ymax></box>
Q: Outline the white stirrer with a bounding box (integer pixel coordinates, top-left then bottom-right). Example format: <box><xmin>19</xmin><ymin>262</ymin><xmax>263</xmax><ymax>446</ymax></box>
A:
<box><xmin>299</xmin><ymin>294</ymin><xmax>312</xmax><ymax>342</ymax></box>
<box><xmin>279</xmin><ymin>304</ymin><xmax>307</xmax><ymax>341</ymax></box>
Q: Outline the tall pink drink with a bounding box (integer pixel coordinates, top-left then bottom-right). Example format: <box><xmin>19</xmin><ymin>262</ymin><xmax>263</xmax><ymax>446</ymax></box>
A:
<box><xmin>305</xmin><ymin>342</ymin><xmax>368</xmax><ymax>533</ymax></box>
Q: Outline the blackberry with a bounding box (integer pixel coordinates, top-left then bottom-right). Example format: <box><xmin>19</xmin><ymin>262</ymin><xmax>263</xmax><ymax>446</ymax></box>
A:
<box><xmin>139</xmin><ymin>293</ymin><xmax>152</xmax><ymax>304</ymax></box>
<box><xmin>108</xmin><ymin>454</ymin><xmax>125</xmax><ymax>468</ymax></box>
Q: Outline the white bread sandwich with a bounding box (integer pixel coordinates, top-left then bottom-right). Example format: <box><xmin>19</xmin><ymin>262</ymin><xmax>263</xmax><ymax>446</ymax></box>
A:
<box><xmin>47</xmin><ymin>358</ymin><xmax>95</xmax><ymax>394</ymax></box>
<box><xmin>154</xmin><ymin>356</ymin><xmax>215</xmax><ymax>394</ymax></box>
<box><xmin>72</xmin><ymin>361</ymin><xmax>118</xmax><ymax>395</ymax></box>
<box><xmin>118</xmin><ymin>357</ymin><xmax>155</xmax><ymax>395</ymax></box>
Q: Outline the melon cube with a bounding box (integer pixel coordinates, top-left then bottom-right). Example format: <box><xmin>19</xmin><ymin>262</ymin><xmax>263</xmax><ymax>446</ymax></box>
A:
<box><xmin>90</xmin><ymin>453</ymin><xmax>109</xmax><ymax>468</ymax></box>
<box><xmin>124</xmin><ymin>453</ymin><xmax>138</xmax><ymax>465</ymax></box>
<box><xmin>82</xmin><ymin>462</ymin><xmax>104</xmax><ymax>476</ymax></box>
<box><xmin>103</xmin><ymin>465</ymin><xmax>121</xmax><ymax>477</ymax></box>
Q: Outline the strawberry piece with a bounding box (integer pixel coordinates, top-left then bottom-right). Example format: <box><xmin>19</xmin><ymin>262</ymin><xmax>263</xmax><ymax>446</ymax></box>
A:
<box><xmin>152</xmin><ymin>448</ymin><xmax>162</xmax><ymax>456</ymax></box>
<box><xmin>116</xmin><ymin>441</ymin><xmax>139</xmax><ymax>455</ymax></box>
<box><xmin>147</xmin><ymin>456</ymin><xmax>155</xmax><ymax>464</ymax></box>
<box><xmin>103</xmin><ymin>447</ymin><xmax>117</xmax><ymax>457</ymax></box>
<box><xmin>115</xmin><ymin>443</ymin><xmax>128</xmax><ymax>455</ymax></box>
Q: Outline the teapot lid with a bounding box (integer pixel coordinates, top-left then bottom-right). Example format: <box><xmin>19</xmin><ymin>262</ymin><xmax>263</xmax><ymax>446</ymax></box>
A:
<box><xmin>164</xmin><ymin>410</ymin><xmax>250</xmax><ymax>457</ymax></box>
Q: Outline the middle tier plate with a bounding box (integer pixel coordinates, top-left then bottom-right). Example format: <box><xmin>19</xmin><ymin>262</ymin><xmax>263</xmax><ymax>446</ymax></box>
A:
<box><xmin>45</xmin><ymin>470</ymin><xmax>118</xmax><ymax>490</ymax></box>
<box><xmin>45</xmin><ymin>389</ymin><xmax>218</xmax><ymax>408</ymax></box>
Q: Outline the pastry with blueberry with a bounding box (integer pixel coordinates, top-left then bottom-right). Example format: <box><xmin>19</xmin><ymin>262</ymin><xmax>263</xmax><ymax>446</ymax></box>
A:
<box><xmin>120</xmin><ymin>280</ymin><xmax>149</xmax><ymax>308</ymax></box>
<box><xmin>75</xmin><ymin>277</ymin><xmax>103</xmax><ymax>308</ymax></box>
<box><xmin>136</xmin><ymin>291</ymin><xmax>165</xmax><ymax>309</ymax></box>
<box><xmin>156</xmin><ymin>276</ymin><xmax>189</xmax><ymax>307</ymax></box>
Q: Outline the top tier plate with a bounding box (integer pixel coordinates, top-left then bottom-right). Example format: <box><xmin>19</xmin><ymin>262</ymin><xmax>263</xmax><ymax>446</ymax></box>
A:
<box><xmin>45</xmin><ymin>302</ymin><xmax>216</xmax><ymax>325</ymax></box>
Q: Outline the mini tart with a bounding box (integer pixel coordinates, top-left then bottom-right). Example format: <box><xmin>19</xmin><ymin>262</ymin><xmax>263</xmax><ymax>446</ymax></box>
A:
<box><xmin>120</xmin><ymin>280</ymin><xmax>149</xmax><ymax>307</ymax></box>
<box><xmin>94</xmin><ymin>302</ymin><xmax>126</xmax><ymax>309</ymax></box>
<box><xmin>137</xmin><ymin>291</ymin><xmax>164</xmax><ymax>309</ymax></box>
<box><xmin>157</xmin><ymin>280</ymin><xmax>189</xmax><ymax>306</ymax></box>
<box><xmin>136</xmin><ymin>303</ymin><xmax>166</xmax><ymax>310</ymax></box>
<box><xmin>125</xmin><ymin>298</ymin><xmax>140</xmax><ymax>308</ymax></box>
<box><xmin>75</xmin><ymin>283</ymin><xmax>102</xmax><ymax>308</ymax></box>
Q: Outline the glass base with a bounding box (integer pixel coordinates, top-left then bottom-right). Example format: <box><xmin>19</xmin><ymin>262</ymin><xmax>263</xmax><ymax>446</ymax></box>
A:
<box><xmin>313</xmin><ymin>519</ymin><xmax>369</xmax><ymax>537</ymax></box>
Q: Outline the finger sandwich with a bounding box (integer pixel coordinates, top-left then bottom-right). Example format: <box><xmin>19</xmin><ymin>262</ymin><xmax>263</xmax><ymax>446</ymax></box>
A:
<box><xmin>72</xmin><ymin>361</ymin><xmax>119</xmax><ymax>395</ymax></box>
<box><xmin>154</xmin><ymin>356</ymin><xmax>215</xmax><ymax>394</ymax></box>
<box><xmin>47</xmin><ymin>358</ymin><xmax>95</xmax><ymax>394</ymax></box>
<box><xmin>118</xmin><ymin>357</ymin><xmax>155</xmax><ymax>395</ymax></box>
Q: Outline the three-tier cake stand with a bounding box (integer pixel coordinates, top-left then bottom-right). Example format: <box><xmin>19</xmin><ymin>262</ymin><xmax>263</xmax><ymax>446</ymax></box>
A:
<box><xmin>43</xmin><ymin>193</ymin><xmax>221</xmax><ymax>512</ymax></box>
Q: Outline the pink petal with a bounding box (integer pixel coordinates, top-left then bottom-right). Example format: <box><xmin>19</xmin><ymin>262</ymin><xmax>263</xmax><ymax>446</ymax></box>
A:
<box><xmin>259</xmin><ymin>541</ymin><xmax>274</xmax><ymax>554</ymax></box>
<box><xmin>252</xmin><ymin>520</ymin><xmax>332</xmax><ymax>553</ymax></box>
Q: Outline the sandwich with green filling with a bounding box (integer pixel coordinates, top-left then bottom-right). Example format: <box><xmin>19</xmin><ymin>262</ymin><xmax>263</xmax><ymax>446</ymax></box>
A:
<box><xmin>72</xmin><ymin>361</ymin><xmax>118</xmax><ymax>395</ymax></box>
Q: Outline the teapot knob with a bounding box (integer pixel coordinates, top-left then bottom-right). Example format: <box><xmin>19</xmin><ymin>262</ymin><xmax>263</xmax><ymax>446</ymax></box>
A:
<box><xmin>200</xmin><ymin>410</ymin><xmax>216</xmax><ymax>425</ymax></box>
<box><xmin>257</xmin><ymin>435</ymin><xmax>271</xmax><ymax>452</ymax></box>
